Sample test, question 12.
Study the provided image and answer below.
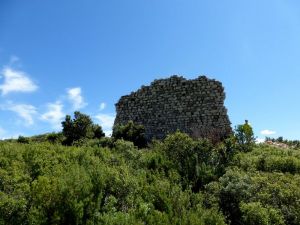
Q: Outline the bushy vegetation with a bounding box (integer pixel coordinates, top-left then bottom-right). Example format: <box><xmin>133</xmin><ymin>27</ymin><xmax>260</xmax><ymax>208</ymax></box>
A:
<box><xmin>112</xmin><ymin>120</ymin><xmax>147</xmax><ymax>148</ymax></box>
<box><xmin>0</xmin><ymin>138</ymin><xmax>226</xmax><ymax>225</ymax></box>
<box><xmin>1</xmin><ymin>117</ymin><xmax>300</xmax><ymax>224</ymax></box>
<box><xmin>62</xmin><ymin>111</ymin><xmax>105</xmax><ymax>145</ymax></box>
<box><xmin>234</xmin><ymin>120</ymin><xmax>255</xmax><ymax>152</ymax></box>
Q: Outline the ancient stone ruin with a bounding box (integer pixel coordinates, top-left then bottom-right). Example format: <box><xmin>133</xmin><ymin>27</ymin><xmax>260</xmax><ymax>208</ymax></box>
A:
<box><xmin>114</xmin><ymin>75</ymin><xmax>232</xmax><ymax>142</ymax></box>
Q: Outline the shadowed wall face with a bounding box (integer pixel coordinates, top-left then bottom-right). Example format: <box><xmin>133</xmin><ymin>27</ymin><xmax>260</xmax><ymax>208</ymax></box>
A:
<box><xmin>114</xmin><ymin>75</ymin><xmax>232</xmax><ymax>142</ymax></box>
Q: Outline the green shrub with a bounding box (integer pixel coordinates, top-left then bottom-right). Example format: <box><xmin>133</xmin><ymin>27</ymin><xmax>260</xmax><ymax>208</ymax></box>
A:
<box><xmin>235</xmin><ymin>120</ymin><xmax>255</xmax><ymax>152</ymax></box>
<box><xmin>46</xmin><ymin>132</ymin><xmax>64</xmax><ymax>144</ymax></box>
<box><xmin>112</xmin><ymin>121</ymin><xmax>147</xmax><ymax>148</ymax></box>
<box><xmin>163</xmin><ymin>131</ymin><xmax>217</xmax><ymax>190</ymax></box>
<box><xmin>212</xmin><ymin>168</ymin><xmax>300</xmax><ymax>225</ymax></box>
<box><xmin>3</xmin><ymin>123</ymin><xmax>300</xmax><ymax>225</ymax></box>
<box><xmin>240</xmin><ymin>202</ymin><xmax>284</xmax><ymax>225</ymax></box>
<box><xmin>17</xmin><ymin>135</ymin><xmax>29</xmax><ymax>144</ymax></box>
<box><xmin>98</xmin><ymin>137</ymin><xmax>115</xmax><ymax>148</ymax></box>
<box><xmin>62</xmin><ymin>111</ymin><xmax>105</xmax><ymax>145</ymax></box>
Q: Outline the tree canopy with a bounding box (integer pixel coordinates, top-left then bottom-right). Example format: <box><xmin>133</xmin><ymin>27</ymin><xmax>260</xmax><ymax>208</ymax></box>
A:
<box><xmin>61</xmin><ymin>111</ymin><xmax>105</xmax><ymax>145</ymax></box>
<box><xmin>112</xmin><ymin>121</ymin><xmax>147</xmax><ymax>148</ymax></box>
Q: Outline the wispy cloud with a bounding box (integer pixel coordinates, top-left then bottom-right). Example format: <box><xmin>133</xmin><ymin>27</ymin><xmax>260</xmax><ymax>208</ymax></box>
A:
<box><xmin>67</xmin><ymin>87</ymin><xmax>87</xmax><ymax>110</ymax></box>
<box><xmin>95</xmin><ymin>113</ymin><xmax>115</xmax><ymax>136</ymax></box>
<box><xmin>41</xmin><ymin>101</ymin><xmax>65</xmax><ymax>130</ymax></box>
<box><xmin>261</xmin><ymin>129</ymin><xmax>276</xmax><ymax>136</ymax></box>
<box><xmin>0</xmin><ymin>67</ymin><xmax>38</xmax><ymax>95</ymax></box>
<box><xmin>99</xmin><ymin>102</ymin><xmax>106</xmax><ymax>111</ymax></box>
<box><xmin>2</xmin><ymin>103</ymin><xmax>37</xmax><ymax>126</ymax></box>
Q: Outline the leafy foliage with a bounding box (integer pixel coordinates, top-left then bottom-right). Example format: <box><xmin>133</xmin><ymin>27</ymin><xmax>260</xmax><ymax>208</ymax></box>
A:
<box><xmin>240</xmin><ymin>202</ymin><xmax>284</xmax><ymax>225</ymax></box>
<box><xmin>17</xmin><ymin>135</ymin><xmax>29</xmax><ymax>144</ymax></box>
<box><xmin>46</xmin><ymin>132</ymin><xmax>64</xmax><ymax>144</ymax></box>
<box><xmin>62</xmin><ymin>111</ymin><xmax>105</xmax><ymax>145</ymax></box>
<box><xmin>112</xmin><ymin>121</ymin><xmax>147</xmax><ymax>148</ymax></box>
<box><xmin>206</xmin><ymin>144</ymin><xmax>300</xmax><ymax>225</ymax></box>
<box><xmin>1</xmin><ymin>130</ymin><xmax>300</xmax><ymax>225</ymax></box>
<box><xmin>234</xmin><ymin>120</ymin><xmax>255</xmax><ymax>152</ymax></box>
<box><xmin>0</xmin><ymin>138</ymin><xmax>225</xmax><ymax>225</ymax></box>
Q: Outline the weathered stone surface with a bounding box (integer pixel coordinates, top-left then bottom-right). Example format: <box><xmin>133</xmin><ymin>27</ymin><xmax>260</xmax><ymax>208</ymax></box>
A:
<box><xmin>114</xmin><ymin>75</ymin><xmax>232</xmax><ymax>142</ymax></box>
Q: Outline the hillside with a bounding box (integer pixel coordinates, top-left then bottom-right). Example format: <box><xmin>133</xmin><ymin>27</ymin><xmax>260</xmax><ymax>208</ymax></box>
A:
<box><xmin>0</xmin><ymin>132</ymin><xmax>300</xmax><ymax>225</ymax></box>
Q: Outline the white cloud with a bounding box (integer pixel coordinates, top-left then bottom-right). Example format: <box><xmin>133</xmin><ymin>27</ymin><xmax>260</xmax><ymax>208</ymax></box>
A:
<box><xmin>0</xmin><ymin>67</ymin><xmax>38</xmax><ymax>95</ymax></box>
<box><xmin>3</xmin><ymin>103</ymin><xmax>37</xmax><ymax>126</ymax></box>
<box><xmin>99</xmin><ymin>102</ymin><xmax>106</xmax><ymax>111</ymax></box>
<box><xmin>256</xmin><ymin>138</ymin><xmax>265</xmax><ymax>144</ymax></box>
<box><xmin>41</xmin><ymin>101</ymin><xmax>64</xmax><ymax>130</ymax></box>
<box><xmin>95</xmin><ymin>113</ymin><xmax>115</xmax><ymax>136</ymax></box>
<box><xmin>261</xmin><ymin>129</ymin><xmax>276</xmax><ymax>136</ymax></box>
<box><xmin>67</xmin><ymin>87</ymin><xmax>87</xmax><ymax>110</ymax></box>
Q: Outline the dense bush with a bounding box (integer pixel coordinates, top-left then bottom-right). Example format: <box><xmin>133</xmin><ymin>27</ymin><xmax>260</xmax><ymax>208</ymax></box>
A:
<box><xmin>62</xmin><ymin>111</ymin><xmax>105</xmax><ymax>145</ymax></box>
<box><xmin>112</xmin><ymin>121</ymin><xmax>147</xmax><ymax>148</ymax></box>
<box><xmin>1</xmin><ymin>131</ymin><xmax>300</xmax><ymax>225</ymax></box>
<box><xmin>17</xmin><ymin>135</ymin><xmax>29</xmax><ymax>144</ymax></box>
<box><xmin>162</xmin><ymin>132</ymin><xmax>216</xmax><ymax>191</ymax></box>
<box><xmin>240</xmin><ymin>202</ymin><xmax>284</xmax><ymax>225</ymax></box>
<box><xmin>233</xmin><ymin>145</ymin><xmax>300</xmax><ymax>174</ymax></box>
<box><xmin>205</xmin><ymin>144</ymin><xmax>300</xmax><ymax>225</ymax></box>
<box><xmin>46</xmin><ymin>132</ymin><xmax>64</xmax><ymax>144</ymax></box>
<box><xmin>0</xmin><ymin>139</ymin><xmax>225</xmax><ymax>225</ymax></box>
<box><xmin>210</xmin><ymin>168</ymin><xmax>300</xmax><ymax>225</ymax></box>
<box><xmin>162</xmin><ymin>132</ymin><xmax>239</xmax><ymax>191</ymax></box>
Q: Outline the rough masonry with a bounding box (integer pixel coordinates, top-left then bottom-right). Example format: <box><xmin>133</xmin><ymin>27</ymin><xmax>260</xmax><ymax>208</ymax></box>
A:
<box><xmin>114</xmin><ymin>75</ymin><xmax>232</xmax><ymax>142</ymax></box>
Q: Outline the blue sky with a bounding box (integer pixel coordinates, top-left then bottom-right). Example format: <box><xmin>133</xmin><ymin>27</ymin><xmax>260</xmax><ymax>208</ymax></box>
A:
<box><xmin>1</xmin><ymin>0</ymin><xmax>300</xmax><ymax>141</ymax></box>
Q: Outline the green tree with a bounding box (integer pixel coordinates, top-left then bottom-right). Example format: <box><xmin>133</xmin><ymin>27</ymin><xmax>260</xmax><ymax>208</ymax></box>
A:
<box><xmin>163</xmin><ymin>131</ymin><xmax>216</xmax><ymax>190</ymax></box>
<box><xmin>235</xmin><ymin>120</ymin><xmax>255</xmax><ymax>151</ymax></box>
<box><xmin>112</xmin><ymin>121</ymin><xmax>147</xmax><ymax>148</ymax></box>
<box><xmin>62</xmin><ymin>111</ymin><xmax>105</xmax><ymax>145</ymax></box>
<box><xmin>93</xmin><ymin>124</ymin><xmax>106</xmax><ymax>139</ymax></box>
<box><xmin>277</xmin><ymin>136</ymin><xmax>284</xmax><ymax>143</ymax></box>
<box><xmin>17</xmin><ymin>135</ymin><xmax>29</xmax><ymax>144</ymax></box>
<box><xmin>240</xmin><ymin>202</ymin><xmax>285</xmax><ymax>225</ymax></box>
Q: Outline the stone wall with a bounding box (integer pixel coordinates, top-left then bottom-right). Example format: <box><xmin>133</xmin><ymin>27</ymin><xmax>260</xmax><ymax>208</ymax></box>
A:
<box><xmin>114</xmin><ymin>75</ymin><xmax>232</xmax><ymax>142</ymax></box>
